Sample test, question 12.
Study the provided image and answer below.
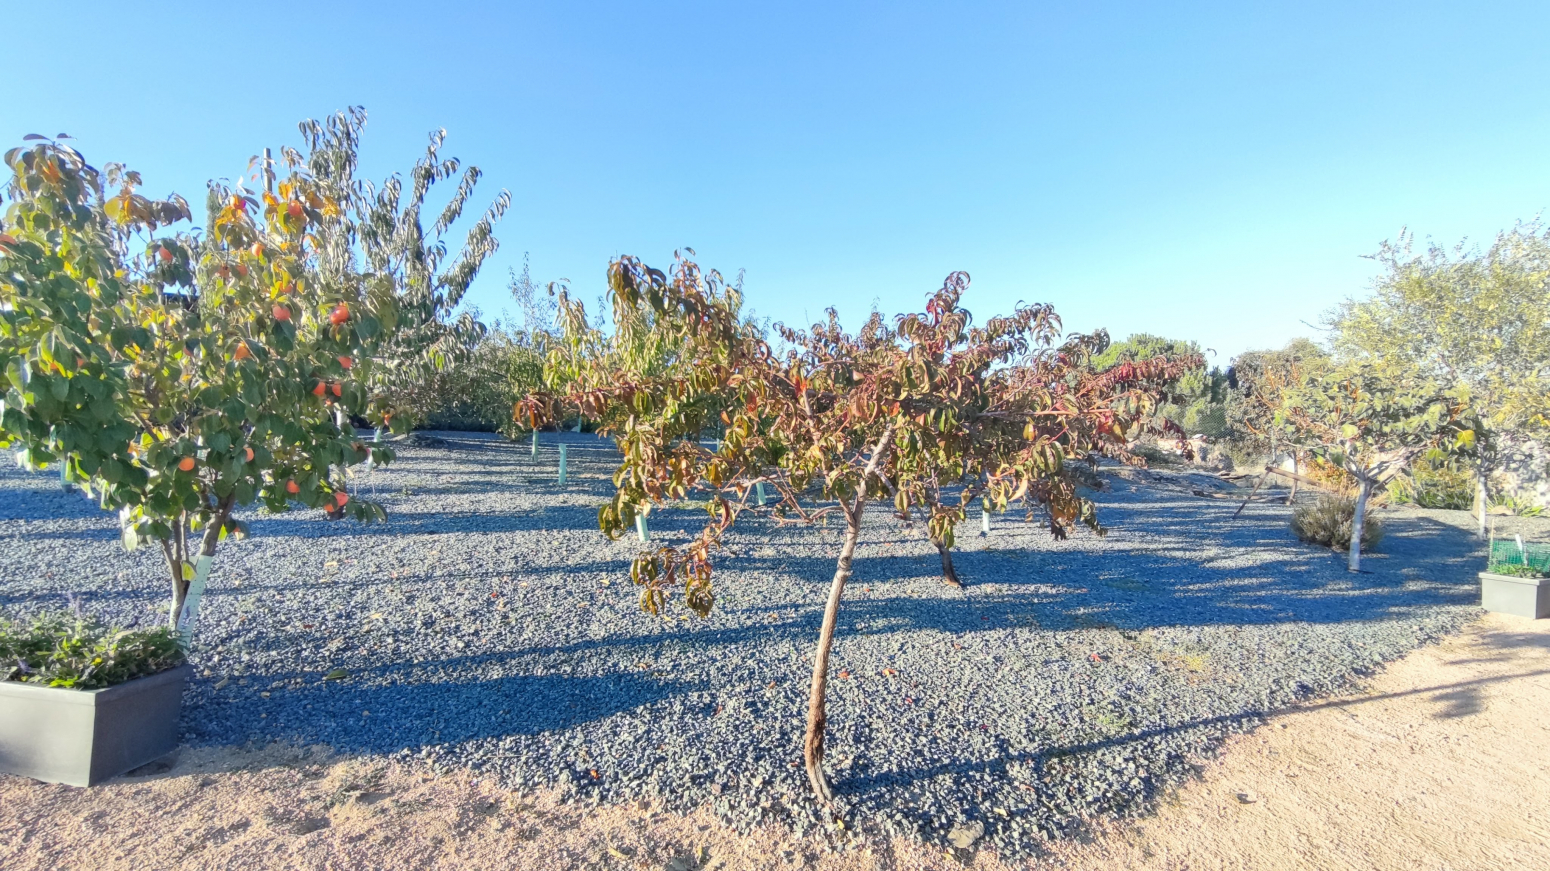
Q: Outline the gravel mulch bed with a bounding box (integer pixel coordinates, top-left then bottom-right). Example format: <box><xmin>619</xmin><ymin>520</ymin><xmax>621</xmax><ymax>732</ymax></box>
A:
<box><xmin>0</xmin><ymin>432</ymin><xmax>1503</xmax><ymax>858</ymax></box>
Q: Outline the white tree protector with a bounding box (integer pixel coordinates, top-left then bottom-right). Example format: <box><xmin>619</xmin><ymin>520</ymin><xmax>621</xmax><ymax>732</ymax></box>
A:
<box><xmin>558</xmin><ymin>444</ymin><xmax>568</xmax><ymax>485</ymax></box>
<box><xmin>173</xmin><ymin>553</ymin><xmax>215</xmax><ymax>644</ymax></box>
<box><xmin>981</xmin><ymin>508</ymin><xmax>991</xmax><ymax>535</ymax></box>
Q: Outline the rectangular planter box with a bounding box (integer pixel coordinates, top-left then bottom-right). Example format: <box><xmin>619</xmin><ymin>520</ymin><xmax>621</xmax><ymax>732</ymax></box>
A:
<box><xmin>1479</xmin><ymin>572</ymin><xmax>1550</xmax><ymax>620</ymax></box>
<box><xmin>0</xmin><ymin>664</ymin><xmax>190</xmax><ymax>786</ymax></box>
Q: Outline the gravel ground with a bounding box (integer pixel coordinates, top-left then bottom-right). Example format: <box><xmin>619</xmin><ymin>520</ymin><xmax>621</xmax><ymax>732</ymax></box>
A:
<box><xmin>0</xmin><ymin>432</ymin><xmax>1519</xmax><ymax>858</ymax></box>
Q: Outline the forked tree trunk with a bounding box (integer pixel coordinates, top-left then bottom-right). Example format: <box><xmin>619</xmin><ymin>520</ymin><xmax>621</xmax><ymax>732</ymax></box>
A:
<box><xmin>1348</xmin><ymin>477</ymin><xmax>1371</xmax><ymax>573</ymax></box>
<box><xmin>935</xmin><ymin>541</ymin><xmax>962</xmax><ymax>587</ymax></box>
<box><xmin>803</xmin><ymin>425</ymin><xmax>895</xmax><ymax>804</ymax></box>
<box><xmin>164</xmin><ymin>498</ymin><xmax>233</xmax><ymax>641</ymax></box>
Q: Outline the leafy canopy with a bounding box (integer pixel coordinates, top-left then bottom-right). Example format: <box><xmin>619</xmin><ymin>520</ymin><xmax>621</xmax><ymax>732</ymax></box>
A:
<box><xmin>522</xmin><ymin>255</ymin><xmax>1200</xmax><ymax>615</ymax></box>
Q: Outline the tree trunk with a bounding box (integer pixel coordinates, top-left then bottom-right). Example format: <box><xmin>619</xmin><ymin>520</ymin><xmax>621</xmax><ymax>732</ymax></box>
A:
<box><xmin>935</xmin><ymin>541</ymin><xmax>962</xmax><ymax>587</ymax></box>
<box><xmin>1348</xmin><ymin>477</ymin><xmax>1371</xmax><ymax>573</ymax></box>
<box><xmin>803</xmin><ymin>424</ymin><xmax>895</xmax><ymax>805</ymax></box>
<box><xmin>1476</xmin><ymin>469</ymin><xmax>1489</xmax><ymax>539</ymax></box>
<box><xmin>165</xmin><ymin>499</ymin><xmax>233</xmax><ymax>640</ymax></box>
<box><xmin>1287</xmin><ymin>452</ymin><xmax>1299</xmax><ymax>505</ymax></box>
<box><xmin>164</xmin><ymin>543</ymin><xmax>188</xmax><ymax>630</ymax></box>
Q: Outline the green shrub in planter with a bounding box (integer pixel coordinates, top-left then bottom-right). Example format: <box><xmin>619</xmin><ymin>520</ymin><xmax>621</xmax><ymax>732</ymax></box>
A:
<box><xmin>1291</xmin><ymin>494</ymin><xmax>1383</xmax><ymax>551</ymax></box>
<box><xmin>0</xmin><ymin>612</ymin><xmax>184</xmax><ymax>689</ymax></box>
<box><xmin>1487</xmin><ymin>563</ymin><xmax>1548</xmax><ymax>579</ymax></box>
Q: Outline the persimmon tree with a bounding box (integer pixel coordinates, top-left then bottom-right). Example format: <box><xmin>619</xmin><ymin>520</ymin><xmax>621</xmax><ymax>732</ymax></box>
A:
<box><xmin>0</xmin><ymin>120</ymin><xmax>503</xmax><ymax>641</ymax></box>
<box><xmin>1272</xmin><ymin>366</ymin><xmax>1478</xmax><ymax>571</ymax></box>
<box><xmin>521</xmin><ymin>254</ymin><xmax>1196</xmax><ymax>803</ymax></box>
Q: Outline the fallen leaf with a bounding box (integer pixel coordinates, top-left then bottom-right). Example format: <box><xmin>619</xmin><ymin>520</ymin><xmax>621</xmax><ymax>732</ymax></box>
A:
<box><xmin>323</xmin><ymin>668</ymin><xmax>350</xmax><ymax>681</ymax></box>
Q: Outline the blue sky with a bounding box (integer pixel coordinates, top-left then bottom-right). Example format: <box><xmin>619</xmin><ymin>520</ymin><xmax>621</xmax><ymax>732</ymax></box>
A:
<box><xmin>5</xmin><ymin>1</ymin><xmax>1548</xmax><ymax>364</ymax></box>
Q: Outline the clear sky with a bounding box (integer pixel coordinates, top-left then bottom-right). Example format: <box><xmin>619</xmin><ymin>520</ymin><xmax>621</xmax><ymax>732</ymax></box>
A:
<box><xmin>5</xmin><ymin>1</ymin><xmax>1548</xmax><ymax>365</ymax></box>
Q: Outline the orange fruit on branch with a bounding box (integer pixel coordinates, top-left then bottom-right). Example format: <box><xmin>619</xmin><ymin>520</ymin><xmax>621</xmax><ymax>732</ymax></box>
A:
<box><xmin>329</xmin><ymin>304</ymin><xmax>350</xmax><ymax>325</ymax></box>
<box><xmin>334</xmin><ymin>492</ymin><xmax>349</xmax><ymax>507</ymax></box>
<box><xmin>244</xmin><ymin>447</ymin><xmax>255</xmax><ymax>462</ymax></box>
<box><xmin>285</xmin><ymin>479</ymin><xmax>300</xmax><ymax>495</ymax></box>
<box><xmin>234</xmin><ymin>342</ymin><xmax>252</xmax><ymax>361</ymax></box>
<box><xmin>313</xmin><ymin>381</ymin><xmax>327</xmax><ymax>397</ymax></box>
<box><xmin>337</xmin><ymin>355</ymin><xmax>352</xmax><ymax>370</ymax></box>
<box><xmin>272</xmin><ymin>305</ymin><xmax>291</xmax><ymax>322</ymax></box>
<box><xmin>287</xmin><ymin>201</ymin><xmax>304</xmax><ymax>218</ymax></box>
<box><xmin>330</xmin><ymin>383</ymin><xmax>342</xmax><ymax>397</ymax></box>
<box><xmin>177</xmin><ymin>457</ymin><xmax>196</xmax><ymax>472</ymax></box>
<box><xmin>157</xmin><ymin>246</ymin><xmax>174</xmax><ymax>263</ymax></box>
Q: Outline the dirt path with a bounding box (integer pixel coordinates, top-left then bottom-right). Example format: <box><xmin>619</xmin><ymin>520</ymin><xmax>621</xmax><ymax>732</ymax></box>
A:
<box><xmin>1050</xmin><ymin>611</ymin><xmax>1550</xmax><ymax>870</ymax></box>
<box><xmin>2</xmin><ymin>613</ymin><xmax>1546</xmax><ymax>870</ymax></box>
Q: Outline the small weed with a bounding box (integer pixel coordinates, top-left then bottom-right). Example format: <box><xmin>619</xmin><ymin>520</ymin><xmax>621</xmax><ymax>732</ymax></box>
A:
<box><xmin>1084</xmin><ymin>706</ymin><xmax>1133</xmax><ymax>736</ymax></box>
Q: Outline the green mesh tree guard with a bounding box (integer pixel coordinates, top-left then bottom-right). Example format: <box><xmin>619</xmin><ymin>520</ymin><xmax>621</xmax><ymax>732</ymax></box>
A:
<box><xmin>1490</xmin><ymin>538</ymin><xmax>1550</xmax><ymax>571</ymax></box>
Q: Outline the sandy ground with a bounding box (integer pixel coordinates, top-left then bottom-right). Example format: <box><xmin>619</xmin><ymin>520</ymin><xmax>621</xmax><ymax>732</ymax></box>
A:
<box><xmin>2</xmin><ymin>612</ymin><xmax>1546</xmax><ymax>871</ymax></box>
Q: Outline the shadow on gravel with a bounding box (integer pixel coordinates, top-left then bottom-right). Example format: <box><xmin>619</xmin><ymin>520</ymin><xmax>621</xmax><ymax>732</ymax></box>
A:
<box><xmin>835</xmin><ymin>665</ymin><xmax>1550</xmax><ymax>800</ymax></box>
<box><xmin>187</xmin><ymin>670</ymin><xmax>681</xmax><ymax>755</ymax></box>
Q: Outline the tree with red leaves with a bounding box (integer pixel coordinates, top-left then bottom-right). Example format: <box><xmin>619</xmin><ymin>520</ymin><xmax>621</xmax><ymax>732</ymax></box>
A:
<box><xmin>520</xmin><ymin>255</ymin><xmax>1198</xmax><ymax>804</ymax></box>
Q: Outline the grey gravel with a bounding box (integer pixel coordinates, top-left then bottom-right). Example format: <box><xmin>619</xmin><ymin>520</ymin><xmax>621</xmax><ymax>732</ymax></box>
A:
<box><xmin>0</xmin><ymin>431</ymin><xmax>1501</xmax><ymax>857</ymax></box>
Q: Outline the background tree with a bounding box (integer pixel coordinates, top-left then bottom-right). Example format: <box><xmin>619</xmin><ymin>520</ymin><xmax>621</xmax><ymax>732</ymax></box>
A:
<box><xmin>521</xmin><ymin>256</ymin><xmax>1195</xmax><ymax>804</ymax></box>
<box><xmin>1327</xmin><ymin>223</ymin><xmax>1550</xmax><ymax>530</ymax></box>
<box><xmin>1094</xmin><ymin>333</ymin><xmax>1229</xmax><ymax>438</ymax></box>
<box><xmin>1272</xmin><ymin>366</ymin><xmax>1477</xmax><ymax>571</ymax></box>
<box><xmin>1223</xmin><ymin>338</ymin><xmax>1332</xmax><ymax>495</ymax></box>
<box><xmin>288</xmin><ymin>107</ymin><xmax>511</xmax><ymax>431</ymax></box>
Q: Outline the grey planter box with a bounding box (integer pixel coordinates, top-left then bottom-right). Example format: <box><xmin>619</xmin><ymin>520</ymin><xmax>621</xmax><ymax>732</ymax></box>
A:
<box><xmin>0</xmin><ymin>664</ymin><xmax>190</xmax><ymax>786</ymax></box>
<box><xmin>1479</xmin><ymin>572</ymin><xmax>1550</xmax><ymax>620</ymax></box>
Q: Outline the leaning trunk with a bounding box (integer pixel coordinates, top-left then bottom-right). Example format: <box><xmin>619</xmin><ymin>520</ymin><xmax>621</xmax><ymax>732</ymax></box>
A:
<box><xmin>1348</xmin><ymin>477</ymin><xmax>1371</xmax><ymax>573</ymax></box>
<box><xmin>802</xmin><ymin>424</ymin><xmax>895</xmax><ymax>804</ymax></box>
<box><xmin>935</xmin><ymin>541</ymin><xmax>962</xmax><ymax>587</ymax></box>
<box><xmin>803</xmin><ymin>514</ymin><xmax>863</xmax><ymax>804</ymax></box>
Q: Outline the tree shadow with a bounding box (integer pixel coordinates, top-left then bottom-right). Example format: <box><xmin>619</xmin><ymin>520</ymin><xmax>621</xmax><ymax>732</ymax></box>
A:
<box><xmin>183</xmin><ymin>669</ymin><xmax>686</xmax><ymax>755</ymax></box>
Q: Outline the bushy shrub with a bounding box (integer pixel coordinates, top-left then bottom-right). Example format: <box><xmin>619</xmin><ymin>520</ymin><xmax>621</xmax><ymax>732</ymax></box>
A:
<box><xmin>1291</xmin><ymin>494</ymin><xmax>1383</xmax><ymax>551</ymax></box>
<box><xmin>1</xmin><ymin>612</ymin><xmax>185</xmax><ymax>689</ymax></box>
<box><xmin>1388</xmin><ymin>457</ymin><xmax>1474</xmax><ymax>509</ymax></box>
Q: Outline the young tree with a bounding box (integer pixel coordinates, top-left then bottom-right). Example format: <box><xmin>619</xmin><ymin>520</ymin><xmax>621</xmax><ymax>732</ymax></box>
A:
<box><xmin>1327</xmin><ymin>224</ymin><xmax>1550</xmax><ymax>530</ymax></box>
<box><xmin>521</xmin><ymin>255</ymin><xmax>1195</xmax><ymax>802</ymax></box>
<box><xmin>0</xmin><ymin>119</ymin><xmax>502</xmax><ymax>640</ymax></box>
<box><xmin>1273</xmin><ymin>366</ymin><xmax>1478</xmax><ymax>571</ymax></box>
